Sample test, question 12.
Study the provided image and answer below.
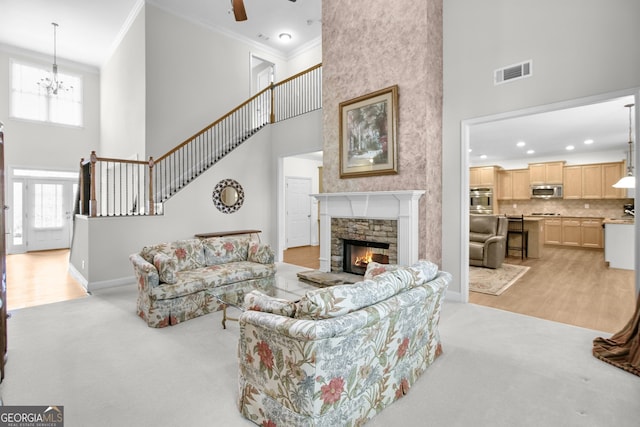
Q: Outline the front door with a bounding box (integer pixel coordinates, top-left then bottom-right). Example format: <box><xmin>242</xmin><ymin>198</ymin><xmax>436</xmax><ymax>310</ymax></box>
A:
<box><xmin>27</xmin><ymin>179</ymin><xmax>75</xmax><ymax>251</ymax></box>
<box><xmin>285</xmin><ymin>177</ymin><xmax>312</xmax><ymax>248</ymax></box>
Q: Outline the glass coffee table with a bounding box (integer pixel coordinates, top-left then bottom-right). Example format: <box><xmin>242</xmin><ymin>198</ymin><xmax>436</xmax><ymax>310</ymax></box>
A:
<box><xmin>214</xmin><ymin>275</ymin><xmax>318</xmax><ymax>329</ymax></box>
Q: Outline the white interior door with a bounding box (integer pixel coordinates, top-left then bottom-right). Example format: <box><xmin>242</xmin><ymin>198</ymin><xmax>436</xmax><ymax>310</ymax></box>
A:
<box><xmin>286</xmin><ymin>177</ymin><xmax>312</xmax><ymax>248</ymax></box>
<box><xmin>27</xmin><ymin>179</ymin><xmax>75</xmax><ymax>251</ymax></box>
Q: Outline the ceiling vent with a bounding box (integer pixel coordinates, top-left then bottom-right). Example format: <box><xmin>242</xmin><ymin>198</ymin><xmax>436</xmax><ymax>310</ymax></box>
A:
<box><xmin>494</xmin><ymin>60</ymin><xmax>532</xmax><ymax>85</ymax></box>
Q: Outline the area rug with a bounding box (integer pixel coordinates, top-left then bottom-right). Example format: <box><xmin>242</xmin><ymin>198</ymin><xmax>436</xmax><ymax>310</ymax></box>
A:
<box><xmin>296</xmin><ymin>270</ymin><xmax>362</xmax><ymax>287</ymax></box>
<box><xmin>469</xmin><ymin>263</ymin><xmax>530</xmax><ymax>296</ymax></box>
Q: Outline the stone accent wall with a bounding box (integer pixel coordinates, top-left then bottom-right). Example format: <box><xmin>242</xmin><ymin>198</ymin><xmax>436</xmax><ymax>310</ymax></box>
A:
<box><xmin>331</xmin><ymin>218</ymin><xmax>398</xmax><ymax>272</ymax></box>
<box><xmin>322</xmin><ymin>0</ymin><xmax>443</xmax><ymax>265</ymax></box>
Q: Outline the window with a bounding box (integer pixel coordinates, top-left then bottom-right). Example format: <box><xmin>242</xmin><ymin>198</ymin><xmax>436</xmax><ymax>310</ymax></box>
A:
<box><xmin>10</xmin><ymin>59</ymin><xmax>83</xmax><ymax>127</ymax></box>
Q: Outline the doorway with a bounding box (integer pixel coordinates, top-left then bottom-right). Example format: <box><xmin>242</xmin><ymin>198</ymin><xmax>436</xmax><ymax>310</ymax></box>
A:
<box><xmin>8</xmin><ymin>168</ymin><xmax>78</xmax><ymax>254</ymax></box>
<box><xmin>285</xmin><ymin>176</ymin><xmax>312</xmax><ymax>248</ymax></box>
<box><xmin>462</xmin><ymin>90</ymin><xmax>639</xmax><ymax>331</ymax></box>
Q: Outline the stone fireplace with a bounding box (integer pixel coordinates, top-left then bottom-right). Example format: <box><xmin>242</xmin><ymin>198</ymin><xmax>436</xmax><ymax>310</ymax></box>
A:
<box><xmin>333</xmin><ymin>219</ymin><xmax>396</xmax><ymax>274</ymax></box>
<box><xmin>313</xmin><ymin>191</ymin><xmax>425</xmax><ymax>273</ymax></box>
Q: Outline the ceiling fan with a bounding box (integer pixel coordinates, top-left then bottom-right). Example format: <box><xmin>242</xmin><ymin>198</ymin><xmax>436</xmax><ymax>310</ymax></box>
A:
<box><xmin>231</xmin><ymin>0</ymin><xmax>296</xmax><ymax>22</ymax></box>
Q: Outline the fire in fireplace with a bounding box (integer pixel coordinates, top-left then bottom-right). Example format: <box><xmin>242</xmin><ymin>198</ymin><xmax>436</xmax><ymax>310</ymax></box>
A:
<box><xmin>343</xmin><ymin>239</ymin><xmax>390</xmax><ymax>275</ymax></box>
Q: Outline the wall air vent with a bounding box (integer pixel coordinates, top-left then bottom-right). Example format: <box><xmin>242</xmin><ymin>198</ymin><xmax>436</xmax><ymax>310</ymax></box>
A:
<box><xmin>494</xmin><ymin>60</ymin><xmax>532</xmax><ymax>85</ymax></box>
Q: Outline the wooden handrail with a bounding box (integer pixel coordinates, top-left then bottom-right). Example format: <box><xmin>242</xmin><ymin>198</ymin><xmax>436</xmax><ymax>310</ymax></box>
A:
<box><xmin>83</xmin><ymin>63</ymin><xmax>322</xmax><ymax>217</ymax></box>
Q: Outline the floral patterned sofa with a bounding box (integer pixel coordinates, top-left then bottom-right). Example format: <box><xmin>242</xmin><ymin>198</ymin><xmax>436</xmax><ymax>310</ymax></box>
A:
<box><xmin>129</xmin><ymin>236</ymin><xmax>275</xmax><ymax>328</ymax></box>
<box><xmin>237</xmin><ymin>260</ymin><xmax>451</xmax><ymax>426</ymax></box>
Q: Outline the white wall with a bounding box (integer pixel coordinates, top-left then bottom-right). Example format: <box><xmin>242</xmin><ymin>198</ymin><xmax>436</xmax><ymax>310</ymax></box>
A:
<box><xmin>100</xmin><ymin>6</ymin><xmax>146</xmax><ymax>159</ymax></box>
<box><xmin>143</xmin><ymin>4</ymin><xmax>289</xmax><ymax>158</ymax></box>
<box><xmin>442</xmin><ymin>0</ymin><xmax>640</xmax><ymax>300</ymax></box>
<box><xmin>0</xmin><ymin>48</ymin><xmax>100</xmax><ymax>172</ymax></box>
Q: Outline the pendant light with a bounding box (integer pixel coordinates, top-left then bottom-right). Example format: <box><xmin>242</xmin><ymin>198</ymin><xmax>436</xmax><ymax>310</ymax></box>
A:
<box><xmin>613</xmin><ymin>103</ymin><xmax>635</xmax><ymax>189</ymax></box>
<box><xmin>38</xmin><ymin>22</ymin><xmax>71</xmax><ymax>95</ymax></box>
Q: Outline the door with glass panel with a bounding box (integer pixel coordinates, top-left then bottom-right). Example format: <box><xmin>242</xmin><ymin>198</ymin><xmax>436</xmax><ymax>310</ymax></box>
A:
<box><xmin>26</xmin><ymin>179</ymin><xmax>75</xmax><ymax>251</ymax></box>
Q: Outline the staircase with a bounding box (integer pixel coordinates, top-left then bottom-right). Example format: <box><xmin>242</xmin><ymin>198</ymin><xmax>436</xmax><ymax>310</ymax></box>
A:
<box><xmin>79</xmin><ymin>64</ymin><xmax>322</xmax><ymax>217</ymax></box>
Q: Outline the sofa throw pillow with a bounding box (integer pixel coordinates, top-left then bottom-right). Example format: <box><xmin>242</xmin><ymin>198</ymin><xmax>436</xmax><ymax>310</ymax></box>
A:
<box><xmin>364</xmin><ymin>262</ymin><xmax>400</xmax><ymax>280</ymax></box>
<box><xmin>154</xmin><ymin>253</ymin><xmax>179</xmax><ymax>284</ymax></box>
<box><xmin>203</xmin><ymin>237</ymin><xmax>249</xmax><ymax>265</ymax></box>
<box><xmin>244</xmin><ymin>290</ymin><xmax>296</xmax><ymax>317</ymax></box>
<box><xmin>247</xmin><ymin>242</ymin><xmax>275</xmax><ymax>264</ymax></box>
<box><xmin>169</xmin><ymin>239</ymin><xmax>205</xmax><ymax>271</ymax></box>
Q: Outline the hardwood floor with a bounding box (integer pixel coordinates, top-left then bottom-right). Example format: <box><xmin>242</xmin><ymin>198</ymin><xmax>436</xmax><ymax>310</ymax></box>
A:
<box><xmin>470</xmin><ymin>246</ymin><xmax>636</xmax><ymax>334</ymax></box>
<box><xmin>283</xmin><ymin>245</ymin><xmax>636</xmax><ymax>334</ymax></box>
<box><xmin>283</xmin><ymin>245</ymin><xmax>320</xmax><ymax>270</ymax></box>
<box><xmin>6</xmin><ymin>249</ymin><xmax>88</xmax><ymax>310</ymax></box>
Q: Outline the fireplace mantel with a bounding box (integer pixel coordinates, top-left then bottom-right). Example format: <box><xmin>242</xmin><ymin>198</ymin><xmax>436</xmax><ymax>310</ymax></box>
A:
<box><xmin>312</xmin><ymin>191</ymin><xmax>425</xmax><ymax>272</ymax></box>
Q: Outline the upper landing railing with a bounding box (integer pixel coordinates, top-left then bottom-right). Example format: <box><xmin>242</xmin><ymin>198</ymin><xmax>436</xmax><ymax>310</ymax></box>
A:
<box><xmin>79</xmin><ymin>63</ymin><xmax>322</xmax><ymax>217</ymax></box>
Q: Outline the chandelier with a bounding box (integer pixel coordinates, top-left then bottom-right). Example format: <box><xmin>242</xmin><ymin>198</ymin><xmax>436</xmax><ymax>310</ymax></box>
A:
<box><xmin>613</xmin><ymin>103</ymin><xmax>636</xmax><ymax>189</ymax></box>
<box><xmin>38</xmin><ymin>22</ymin><xmax>71</xmax><ymax>95</ymax></box>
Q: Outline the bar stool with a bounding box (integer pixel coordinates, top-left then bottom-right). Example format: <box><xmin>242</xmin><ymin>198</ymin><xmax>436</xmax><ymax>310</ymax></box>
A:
<box><xmin>506</xmin><ymin>215</ymin><xmax>528</xmax><ymax>259</ymax></box>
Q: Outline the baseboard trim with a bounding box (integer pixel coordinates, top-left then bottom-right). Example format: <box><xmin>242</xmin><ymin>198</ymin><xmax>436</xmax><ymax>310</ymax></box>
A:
<box><xmin>68</xmin><ymin>264</ymin><xmax>134</xmax><ymax>292</ymax></box>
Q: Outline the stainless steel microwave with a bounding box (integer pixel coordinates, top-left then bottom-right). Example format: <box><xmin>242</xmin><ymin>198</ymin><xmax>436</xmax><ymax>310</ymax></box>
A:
<box><xmin>530</xmin><ymin>184</ymin><xmax>563</xmax><ymax>199</ymax></box>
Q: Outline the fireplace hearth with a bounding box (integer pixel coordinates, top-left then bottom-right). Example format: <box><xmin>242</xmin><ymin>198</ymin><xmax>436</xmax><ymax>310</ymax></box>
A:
<box><xmin>343</xmin><ymin>239</ymin><xmax>390</xmax><ymax>275</ymax></box>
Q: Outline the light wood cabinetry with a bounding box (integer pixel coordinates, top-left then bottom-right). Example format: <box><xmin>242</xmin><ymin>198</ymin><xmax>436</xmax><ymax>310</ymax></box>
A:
<box><xmin>602</xmin><ymin>162</ymin><xmax>627</xmax><ymax>199</ymax></box>
<box><xmin>470</xmin><ymin>166</ymin><xmax>499</xmax><ymax>187</ymax></box>
<box><xmin>498</xmin><ymin>169</ymin><xmax>529</xmax><ymax>200</ymax></box>
<box><xmin>581</xmin><ymin>219</ymin><xmax>604</xmax><ymax>248</ymax></box>
<box><xmin>529</xmin><ymin>161</ymin><xmax>564</xmax><ymax>184</ymax></box>
<box><xmin>562</xmin><ymin>161</ymin><xmax>626</xmax><ymax>200</ymax></box>
<box><xmin>544</xmin><ymin>218</ymin><xmax>562</xmax><ymax>245</ymax></box>
<box><xmin>561</xmin><ymin>218</ymin><xmax>582</xmax><ymax>247</ymax></box>
<box><xmin>581</xmin><ymin>164</ymin><xmax>603</xmax><ymax>199</ymax></box>
<box><xmin>545</xmin><ymin>217</ymin><xmax>603</xmax><ymax>248</ymax></box>
<box><xmin>563</xmin><ymin>166</ymin><xmax>582</xmax><ymax>199</ymax></box>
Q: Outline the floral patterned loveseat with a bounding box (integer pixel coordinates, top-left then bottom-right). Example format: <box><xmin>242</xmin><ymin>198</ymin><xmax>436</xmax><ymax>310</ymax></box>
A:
<box><xmin>130</xmin><ymin>236</ymin><xmax>275</xmax><ymax>328</ymax></box>
<box><xmin>237</xmin><ymin>260</ymin><xmax>451</xmax><ymax>426</ymax></box>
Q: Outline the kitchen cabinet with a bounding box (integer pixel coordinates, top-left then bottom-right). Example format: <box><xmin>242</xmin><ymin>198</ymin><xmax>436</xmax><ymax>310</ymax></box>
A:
<box><xmin>563</xmin><ymin>166</ymin><xmax>582</xmax><ymax>199</ymax></box>
<box><xmin>602</xmin><ymin>162</ymin><xmax>627</xmax><ymax>199</ymax></box>
<box><xmin>529</xmin><ymin>161</ymin><xmax>564</xmax><ymax>184</ymax></box>
<box><xmin>497</xmin><ymin>169</ymin><xmax>529</xmax><ymax>200</ymax></box>
<box><xmin>561</xmin><ymin>218</ymin><xmax>582</xmax><ymax>247</ymax></box>
<box><xmin>544</xmin><ymin>218</ymin><xmax>562</xmax><ymax>245</ymax></box>
<box><xmin>581</xmin><ymin>164</ymin><xmax>603</xmax><ymax>199</ymax></box>
<box><xmin>545</xmin><ymin>217</ymin><xmax>603</xmax><ymax>248</ymax></box>
<box><xmin>562</xmin><ymin>161</ymin><xmax>626</xmax><ymax>199</ymax></box>
<box><xmin>470</xmin><ymin>166</ymin><xmax>499</xmax><ymax>187</ymax></box>
<box><xmin>581</xmin><ymin>218</ymin><xmax>604</xmax><ymax>248</ymax></box>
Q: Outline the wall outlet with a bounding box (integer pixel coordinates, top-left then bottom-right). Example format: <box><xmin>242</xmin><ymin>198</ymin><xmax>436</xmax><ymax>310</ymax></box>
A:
<box><xmin>513</xmin><ymin>204</ymin><xmax>517</xmax><ymax>209</ymax></box>
<box><xmin>584</xmin><ymin>203</ymin><xmax>589</xmax><ymax>209</ymax></box>
<box><xmin>82</xmin><ymin>260</ymin><xmax>85</xmax><ymax>269</ymax></box>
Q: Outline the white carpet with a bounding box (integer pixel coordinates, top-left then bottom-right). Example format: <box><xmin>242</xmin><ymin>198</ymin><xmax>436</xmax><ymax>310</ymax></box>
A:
<box><xmin>1</xmin><ymin>263</ymin><xmax>638</xmax><ymax>426</ymax></box>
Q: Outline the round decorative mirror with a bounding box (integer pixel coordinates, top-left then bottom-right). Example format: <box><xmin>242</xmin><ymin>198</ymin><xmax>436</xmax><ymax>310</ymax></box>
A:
<box><xmin>212</xmin><ymin>179</ymin><xmax>244</xmax><ymax>214</ymax></box>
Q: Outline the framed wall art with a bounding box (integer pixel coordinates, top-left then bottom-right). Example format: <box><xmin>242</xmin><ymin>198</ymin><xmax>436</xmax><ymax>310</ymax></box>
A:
<box><xmin>339</xmin><ymin>85</ymin><xmax>398</xmax><ymax>178</ymax></box>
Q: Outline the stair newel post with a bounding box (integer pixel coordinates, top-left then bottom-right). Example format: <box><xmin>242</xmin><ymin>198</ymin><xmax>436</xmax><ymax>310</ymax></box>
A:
<box><xmin>89</xmin><ymin>151</ymin><xmax>97</xmax><ymax>217</ymax></box>
<box><xmin>79</xmin><ymin>157</ymin><xmax>85</xmax><ymax>215</ymax></box>
<box><xmin>269</xmin><ymin>82</ymin><xmax>276</xmax><ymax>124</ymax></box>
<box><xmin>148</xmin><ymin>157</ymin><xmax>155</xmax><ymax>215</ymax></box>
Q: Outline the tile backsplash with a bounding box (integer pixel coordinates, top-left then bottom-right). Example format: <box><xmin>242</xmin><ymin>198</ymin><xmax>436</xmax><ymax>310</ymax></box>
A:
<box><xmin>498</xmin><ymin>198</ymin><xmax>634</xmax><ymax>219</ymax></box>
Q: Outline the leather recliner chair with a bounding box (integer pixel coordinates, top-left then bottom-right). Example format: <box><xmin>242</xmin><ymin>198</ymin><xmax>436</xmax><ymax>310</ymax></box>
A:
<box><xmin>469</xmin><ymin>214</ymin><xmax>508</xmax><ymax>269</ymax></box>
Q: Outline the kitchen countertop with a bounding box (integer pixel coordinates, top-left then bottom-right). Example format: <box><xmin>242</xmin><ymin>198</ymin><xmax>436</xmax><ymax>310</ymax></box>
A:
<box><xmin>602</xmin><ymin>217</ymin><xmax>635</xmax><ymax>224</ymax></box>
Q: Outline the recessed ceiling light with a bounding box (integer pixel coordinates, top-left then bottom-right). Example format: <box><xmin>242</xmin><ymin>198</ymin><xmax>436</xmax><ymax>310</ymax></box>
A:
<box><xmin>279</xmin><ymin>33</ymin><xmax>292</xmax><ymax>41</ymax></box>
<box><xmin>584</xmin><ymin>139</ymin><xmax>594</xmax><ymax>145</ymax></box>
<box><xmin>566</xmin><ymin>145</ymin><xmax>575</xmax><ymax>151</ymax></box>
<box><xmin>468</xmin><ymin>148</ymin><xmax>473</xmax><ymax>153</ymax></box>
<box><xmin>516</xmin><ymin>141</ymin><xmax>526</xmax><ymax>147</ymax></box>
<box><xmin>527</xmin><ymin>150</ymin><xmax>535</xmax><ymax>155</ymax></box>
<box><xmin>480</xmin><ymin>154</ymin><xmax>487</xmax><ymax>159</ymax></box>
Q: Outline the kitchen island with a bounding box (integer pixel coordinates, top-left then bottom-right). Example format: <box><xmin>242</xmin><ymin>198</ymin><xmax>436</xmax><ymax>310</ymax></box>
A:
<box><xmin>507</xmin><ymin>217</ymin><xmax>544</xmax><ymax>258</ymax></box>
